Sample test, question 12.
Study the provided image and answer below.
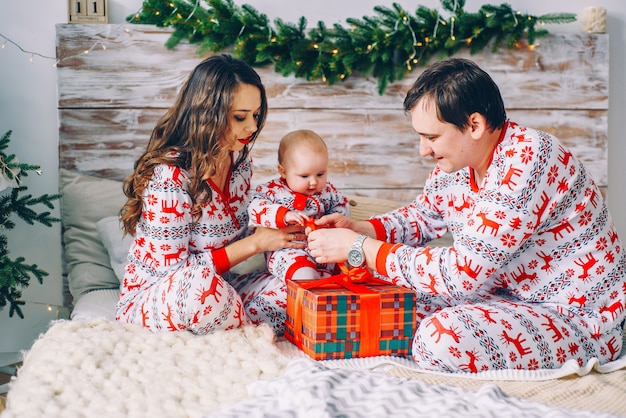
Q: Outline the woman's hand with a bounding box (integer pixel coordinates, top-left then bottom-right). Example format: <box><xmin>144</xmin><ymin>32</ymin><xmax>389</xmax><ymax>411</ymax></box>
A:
<box><xmin>252</xmin><ymin>225</ymin><xmax>306</xmax><ymax>252</ymax></box>
<box><xmin>309</xmin><ymin>213</ymin><xmax>354</xmax><ymax>232</ymax></box>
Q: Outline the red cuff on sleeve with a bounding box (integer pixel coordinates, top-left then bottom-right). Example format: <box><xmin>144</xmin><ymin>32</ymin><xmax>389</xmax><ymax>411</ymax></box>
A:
<box><xmin>212</xmin><ymin>247</ymin><xmax>230</xmax><ymax>275</ymax></box>
<box><xmin>367</xmin><ymin>219</ymin><xmax>387</xmax><ymax>240</ymax></box>
<box><xmin>375</xmin><ymin>242</ymin><xmax>402</xmax><ymax>277</ymax></box>
<box><xmin>276</xmin><ymin>206</ymin><xmax>289</xmax><ymax>228</ymax></box>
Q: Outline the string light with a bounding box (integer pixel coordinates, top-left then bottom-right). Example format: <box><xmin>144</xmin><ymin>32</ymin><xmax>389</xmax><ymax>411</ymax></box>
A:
<box><xmin>2</xmin><ymin>25</ymin><xmax>131</xmax><ymax>67</ymax></box>
<box><xmin>0</xmin><ymin>32</ymin><xmax>56</xmax><ymax>64</ymax></box>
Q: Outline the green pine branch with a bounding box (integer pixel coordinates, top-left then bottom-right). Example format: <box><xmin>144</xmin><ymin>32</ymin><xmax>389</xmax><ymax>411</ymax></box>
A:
<box><xmin>127</xmin><ymin>0</ymin><xmax>576</xmax><ymax>94</ymax></box>
<box><xmin>0</xmin><ymin>130</ymin><xmax>61</xmax><ymax>318</ymax></box>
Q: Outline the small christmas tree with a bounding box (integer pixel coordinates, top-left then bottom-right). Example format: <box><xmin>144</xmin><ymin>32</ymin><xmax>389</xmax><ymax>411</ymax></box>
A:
<box><xmin>0</xmin><ymin>130</ymin><xmax>61</xmax><ymax>318</ymax></box>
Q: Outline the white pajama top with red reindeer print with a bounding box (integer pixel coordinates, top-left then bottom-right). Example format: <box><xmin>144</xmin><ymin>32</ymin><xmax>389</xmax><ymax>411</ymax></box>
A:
<box><xmin>248</xmin><ymin>177</ymin><xmax>349</xmax><ymax>281</ymax></box>
<box><xmin>116</xmin><ymin>153</ymin><xmax>289</xmax><ymax>335</ymax></box>
<box><xmin>371</xmin><ymin>121</ymin><xmax>626</xmax><ymax>372</ymax></box>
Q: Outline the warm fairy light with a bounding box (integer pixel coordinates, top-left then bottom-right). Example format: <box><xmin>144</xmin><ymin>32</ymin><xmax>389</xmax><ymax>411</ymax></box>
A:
<box><xmin>1</xmin><ymin>25</ymin><xmax>130</xmax><ymax>66</ymax></box>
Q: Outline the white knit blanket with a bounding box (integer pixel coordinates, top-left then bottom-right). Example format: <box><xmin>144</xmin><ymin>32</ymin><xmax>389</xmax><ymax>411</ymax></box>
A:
<box><xmin>3</xmin><ymin>319</ymin><xmax>626</xmax><ymax>417</ymax></box>
<box><xmin>3</xmin><ymin>320</ymin><xmax>290</xmax><ymax>417</ymax></box>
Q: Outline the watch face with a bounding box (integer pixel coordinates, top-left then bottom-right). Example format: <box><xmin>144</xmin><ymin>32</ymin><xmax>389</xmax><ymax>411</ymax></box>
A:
<box><xmin>348</xmin><ymin>249</ymin><xmax>364</xmax><ymax>267</ymax></box>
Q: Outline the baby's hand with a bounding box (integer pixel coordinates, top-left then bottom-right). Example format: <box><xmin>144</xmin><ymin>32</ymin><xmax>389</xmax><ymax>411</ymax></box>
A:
<box><xmin>285</xmin><ymin>211</ymin><xmax>311</xmax><ymax>226</ymax></box>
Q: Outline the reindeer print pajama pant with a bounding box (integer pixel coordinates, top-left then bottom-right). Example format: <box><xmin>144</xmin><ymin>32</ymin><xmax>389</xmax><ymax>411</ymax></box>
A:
<box><xmin>373</xmin><ymin>121</ymin><xmax>626</xmax><ymax>372</ymax></box>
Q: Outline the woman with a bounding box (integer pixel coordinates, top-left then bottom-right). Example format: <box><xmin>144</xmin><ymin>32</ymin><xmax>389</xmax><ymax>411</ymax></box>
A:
<box><xmin>117</xmin><ymin>54</ymin><xmax>305</xmax><ymax>335</ymax></box>
<box><xmin>307</xmin><ymin>58</ymin><xmax>626</xmax><ymax>372</ymax></box>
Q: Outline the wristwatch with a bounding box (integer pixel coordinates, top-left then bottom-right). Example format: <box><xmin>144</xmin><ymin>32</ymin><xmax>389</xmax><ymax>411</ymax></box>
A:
<box><xmin>347</xmin><ymin>234</ymin><xmax>367</xmax><ymax>268</ymax></box>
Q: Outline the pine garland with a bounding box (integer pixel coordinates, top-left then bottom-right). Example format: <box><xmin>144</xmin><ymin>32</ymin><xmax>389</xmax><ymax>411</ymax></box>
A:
<box><xmin>128</xmin><ymin>0</ymin><xmax>575</xmax><ymax>94</ymax></box>
<box><xmin>0</xmin><ymin>130</ymin><xmax>61</xmax><ymax>318</ymax></box>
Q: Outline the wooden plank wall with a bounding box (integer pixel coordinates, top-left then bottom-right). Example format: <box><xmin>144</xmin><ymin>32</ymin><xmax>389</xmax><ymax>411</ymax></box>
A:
<box><xmin>56</xmin><ymin>24</ymin><xmax>609</xmax><ymax>203</ymax></box>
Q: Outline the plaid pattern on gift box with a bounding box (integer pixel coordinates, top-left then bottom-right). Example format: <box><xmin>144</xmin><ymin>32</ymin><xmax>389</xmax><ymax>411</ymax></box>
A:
<box><xmin>285</xmin><ymin>278</ymin><xmax>416</xmax><ymax>360</ymax></box>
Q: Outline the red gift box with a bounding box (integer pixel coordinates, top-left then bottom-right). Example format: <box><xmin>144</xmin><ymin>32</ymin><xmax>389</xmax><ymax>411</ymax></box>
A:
<box><xmin>285</xmin><ymin>266</ymin><xmax>416</xmax><ymax>360</ymax></box>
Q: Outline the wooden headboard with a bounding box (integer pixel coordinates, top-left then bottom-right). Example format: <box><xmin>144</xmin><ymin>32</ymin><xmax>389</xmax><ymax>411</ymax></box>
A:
<box><xmin>56</xmin><ymin>24</ymin><xmax>609</xmax><ymax>203</ymax></box>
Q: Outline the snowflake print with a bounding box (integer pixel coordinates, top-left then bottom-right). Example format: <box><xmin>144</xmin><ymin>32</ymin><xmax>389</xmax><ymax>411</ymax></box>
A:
<box><xmin>201</xmin><ymin>267</ymin><xmax>211</xmax><ymax>279</ymax></box>
<box><xmin>556</xmin><ymin>347</ymin><xmax>567</xmax><ymax>363</ymax></box>
<box><xmin>500</xmin><ymin>233</ymin><xmax>517</xmax><ymax>248</ymax></box>
<box><xmin>570</xmin><ymin>165</ymin><xmax>576</xmax><ymax>176</ymax></box>
<box><xmin>604</xmin><ymin>251</ymin><xmax>615</xmax><ymax>264</ymax></box>
<box><xmin>160</xmin><ymin>216</ymin><xmax>170</xmax><ymax>224</ymax></box>
<box><xmin>416</xmin><ymin>265</ymin><xmax>425</xmax><ymax>276</ymax></box>
<box><xmin>596</xmin><ymin>237</ymin><xmax>608</xmax><ymax>251</ymax></box>
<box><xmin>566</xmin><ymin>268</ymin><xmax>575</xmax><ymax>278</ymax></box>
<box><xmin>578</xmin><ymin>210</ymin><xmax>592</xmax><ymax>226</ymax></box>
<box><xmin>462</xmin><ymin>280</ymin><xmax>473</xmax><ymax>291</ymax></box>
<box><xmin>595</xmin><ymin>265</ymin><xmax>605</xmax><ymax>276</ymax></box>
<box><xmin>547</xmin><ymin>165</ymin><xmax>559</xmax><ymax>185</ymax></box>
<box><xmin>520</xmin><ymin>146</ymin><xmax>534</xmax><ymax>164</ymax></box>
<box><xmin>449</xmin><ymin>347</ymin><xmax>462</xmax><ymax>358</ymax></box>
<box><xmin>147</xmin><ymin>194</ymin><xmax>158</xmax><ymax>205</ymax></box>
<box><xmin>127</xmin><ymin>263</ymin><xmax>136</xmax><ymax>274</ymax></box>
<box><xmin>527</xmin><ymin>358</ymin><xmax>539</xmax><ymax>370</ymax></box>
<box><xmin>495</xmin><ymin>210</ymin><xmax>506</xmax><ymax>220</ymax></box>
<box><xmin>528</xmin><ymin>259</ymin><xmax>538</xmax><ymax>269</ymax></box>
<box><xmin>161</xmin><ymin>243</ymin><xmax>172</xmax><ymax>251</ymax></box>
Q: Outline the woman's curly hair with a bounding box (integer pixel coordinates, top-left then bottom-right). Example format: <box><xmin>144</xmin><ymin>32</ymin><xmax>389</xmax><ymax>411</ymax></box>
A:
<box><xmin>120</xmin><ymin>54</ymin><xmax>268</xmax><ymax>235</ymax></box>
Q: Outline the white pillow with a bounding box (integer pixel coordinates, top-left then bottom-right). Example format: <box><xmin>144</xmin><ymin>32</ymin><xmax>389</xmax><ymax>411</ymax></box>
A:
<box><xmin>96</xmin><ymin>216</ymin><xmax>134</xmax><ymax>281</ymax></box>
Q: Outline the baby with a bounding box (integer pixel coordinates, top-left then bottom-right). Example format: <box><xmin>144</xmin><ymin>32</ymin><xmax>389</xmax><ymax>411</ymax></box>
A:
<box><xmin>248</xmin><ymin>129</ymin><xmax>349</xmax><ymax>280</ymax></box>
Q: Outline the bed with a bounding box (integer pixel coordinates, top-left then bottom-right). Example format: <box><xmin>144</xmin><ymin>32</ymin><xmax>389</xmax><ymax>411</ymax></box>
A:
<box><xmin>2</xmin><ymin>23</ymin><xmax>625</xmax><ymax>417</ymax></box>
